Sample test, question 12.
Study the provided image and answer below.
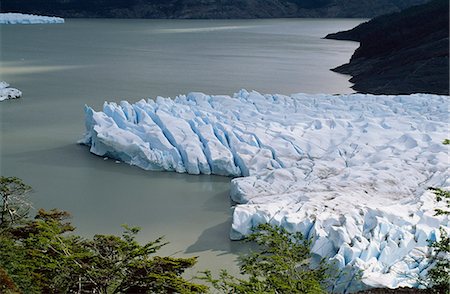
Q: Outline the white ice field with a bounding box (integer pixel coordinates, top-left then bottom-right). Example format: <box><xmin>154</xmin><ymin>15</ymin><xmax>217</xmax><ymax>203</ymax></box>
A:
<box><xmin>80</xmin><ymin>90</ymin><xmax>449</xmax><ymax>291</ymax></box>
<box><xmin>0</xmin><ymin>13</ymin><xmax>64</xmax><ymax>24</ymax></box>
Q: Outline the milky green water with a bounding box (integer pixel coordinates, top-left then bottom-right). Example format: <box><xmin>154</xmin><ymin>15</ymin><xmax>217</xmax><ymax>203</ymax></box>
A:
<box><xmin>0</xmin><ymin>18</ymin><xmax>362</xmax><ymax>274</ymax></box>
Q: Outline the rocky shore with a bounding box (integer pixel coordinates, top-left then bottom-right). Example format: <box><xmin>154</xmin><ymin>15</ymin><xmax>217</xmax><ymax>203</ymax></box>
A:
<box><xmin>326</xmin><ymin>0</ymin><xmax>449</xmax><ymax>95</ymax></box>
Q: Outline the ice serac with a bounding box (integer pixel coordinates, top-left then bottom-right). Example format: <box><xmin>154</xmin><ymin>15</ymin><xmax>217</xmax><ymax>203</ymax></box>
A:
<box><xmin>0</xmin><ymin>13</ymin><xmax>64</xmax><ymax>24</ymax></box>
<box><xmin>0</xmin><ymin>81</ymin><xmax>22</xmax><ymax>101</ymax></box>
<box><xmin>80</xmin><ymin>90</ymin><xmax>449</xmax><ymax>292</ymax></box>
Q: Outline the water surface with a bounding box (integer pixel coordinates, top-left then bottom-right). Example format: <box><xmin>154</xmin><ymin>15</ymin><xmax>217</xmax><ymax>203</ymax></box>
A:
<box><xmin>0</xmin><ymin>18</ymin><xmax>362</xmax><ymax>274</ymax></box>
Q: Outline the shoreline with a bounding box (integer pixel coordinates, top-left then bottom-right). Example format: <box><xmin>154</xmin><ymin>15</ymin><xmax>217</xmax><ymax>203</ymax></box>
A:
<box><xmin>325</xmin><ymin>0</ymin><xmax>449</xmax><ymax>95</ymax></box>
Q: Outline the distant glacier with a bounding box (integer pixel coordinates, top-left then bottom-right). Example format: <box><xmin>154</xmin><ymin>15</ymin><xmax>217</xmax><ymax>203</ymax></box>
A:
<box><xmin>80</xmin><ymin>90</ymin><xmax>449</xmax><ymax>292</ymax></box>
<box><xmin>0</xmin><ymin>13</ymin><xmax>64</xmax><ymax>24</ymax></box>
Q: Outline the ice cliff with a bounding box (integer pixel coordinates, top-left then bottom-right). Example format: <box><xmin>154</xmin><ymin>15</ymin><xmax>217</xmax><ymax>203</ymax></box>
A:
<box><xmin>80</xmin><ymin>90</ymin><xmax>449</xmax><ymax>292</ymax></box>
<box><xmin>0</xmin><ymin>13</ymin><xmax>64</xmax><ymax>24</ymax></box>
<box><xmin>0</xmin><ymin>81</ymin><xmax>22</xmax><ymax>101</ymax></box>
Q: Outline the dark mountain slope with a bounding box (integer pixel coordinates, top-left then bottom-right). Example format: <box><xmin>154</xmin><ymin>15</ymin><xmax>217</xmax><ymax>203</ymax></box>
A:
<box><xmin>326</xmin><ymin>0</ymin><xmax>449</xmax><ymax>95</ymax></box>
<box><xmin>1</xmin><ymin>0</ymin><xmax>428</xmax><ymax>19</ymax></box>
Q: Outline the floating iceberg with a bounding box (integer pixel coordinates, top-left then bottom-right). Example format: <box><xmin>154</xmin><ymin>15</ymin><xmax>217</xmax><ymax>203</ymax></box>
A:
<box><xmin>0</xmin><ymin>81</ymin><xmax>22</xmax><ymax>101</ymax></box>
<box><xmin>80</xmin><ymin>90</ymin><xmax>449</xmax><ymax>292</ymax></box>
<box><xmin>0</xmin><ymin>13</ymin><xmax>64</xmax><ymax>24</ymax></box>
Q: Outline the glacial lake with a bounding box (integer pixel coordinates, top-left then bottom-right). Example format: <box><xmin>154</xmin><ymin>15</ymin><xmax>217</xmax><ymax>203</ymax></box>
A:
<box><xmin>0</xmin><ymin>18</ymin><xmax>362</xmax><ymax>274</ymax></box>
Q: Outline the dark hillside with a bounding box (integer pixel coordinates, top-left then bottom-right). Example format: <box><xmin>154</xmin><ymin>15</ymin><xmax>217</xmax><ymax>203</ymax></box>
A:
<box><xmin>326</xmin><ymin>0</ymin><xmax>449</xmax><ymax>95</ymax></box>
<box><xmin>1</xmin><ymin>0</ymin><xmax>428</xmax><ymax>19</ymax></box>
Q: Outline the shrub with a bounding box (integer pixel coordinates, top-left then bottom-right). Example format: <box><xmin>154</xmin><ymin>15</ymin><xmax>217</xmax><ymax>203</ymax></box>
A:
<box><xmin>201</xmin><ymin>223</ymin><xmax>331</xmax><ymax>294</ymax></box>
<box><xmin>426</xmin><ymin>187</ymin><xmax>450</xmax><ymax>293</ymax></box>
<box><xmin>0</xmin><ymin>177</ymin><xmax>207</xmax><ymax>294</ymax></box>
<box><xmin>0</xmin><ymin>176</ymin><xmax>32</xmax><ymax>228</ymax></box>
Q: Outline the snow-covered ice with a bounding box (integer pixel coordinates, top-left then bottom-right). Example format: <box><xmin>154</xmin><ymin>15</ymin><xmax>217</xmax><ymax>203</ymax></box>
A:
<box><xmin>0</xmin><ymin>13</ymin><xmax>64</xmax><ymax>24</ymax></box>
<box><xmin>0</xmin><ymin>81</ymin><xmax>22</xmax><ymax>101</ymax></box>
<box><xmin>80</xmin><ymin>90</ymin><xmax>449</xmax><ymax>292</ymax></box>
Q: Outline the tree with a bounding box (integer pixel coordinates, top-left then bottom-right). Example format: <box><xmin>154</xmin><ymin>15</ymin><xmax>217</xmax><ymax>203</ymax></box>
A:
<box><xmin>201</xmin><ymin>223</ymin><xmax>331</xmax><ymax>294</ymax></box>
<box><xmin>0</xmin><ymin>178</ymin><xmax>207</xmax><ymax>294</ymax></box>
<box><xmin>0</xmin><ymin>176</ymin><xmax>31</xmax><ymax>228</ymax></box>
<box><xmin>425</xmin><ymin>187</ymin><xmax>450</xmax><ymax>293</ymax></box>
<box><xmin>75</xmin><ymin>225</ymin><xmax>206</xmax><ymax>293</ymax></box>
<box><xmin>423</xmin><ymin>140</ymin><xmax>450</xmax><ymax>292</ymax></box>
<box><xmin>0</xmin><ymin>266</ymin><xmax>21</xmax><ymax>294</ymax></box>
<box><xmin>1</xmin><ymin>208</ymin><xmax>208</xmax><ymax>293</ymax></box>
<box><xmin>0</xmin><ymin>177</ymin><xmax>336</xmax><ymax>293</ymax></box>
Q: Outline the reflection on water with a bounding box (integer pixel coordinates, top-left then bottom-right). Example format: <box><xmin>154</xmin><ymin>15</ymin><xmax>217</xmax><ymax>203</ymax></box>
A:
<box><xmin>0</xmin><ymin>18</ymin><xmax>363</xmax><ymax>274</ymax></box>
<box><xmin>153</xmin><ymin>25</ymin><xmax>256</xmax><ymax>34</ymax></box>
<box><xmin>0</xmin><ymin>62</ymin><xmax>86</xmax><ymax>75</ymax></box>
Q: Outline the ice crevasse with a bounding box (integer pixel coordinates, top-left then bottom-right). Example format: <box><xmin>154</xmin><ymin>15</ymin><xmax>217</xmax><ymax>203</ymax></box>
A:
<box><xmin>80</xmin><ymin>90</ymin><xmax>449</xmax><ymax>292</ymax></box>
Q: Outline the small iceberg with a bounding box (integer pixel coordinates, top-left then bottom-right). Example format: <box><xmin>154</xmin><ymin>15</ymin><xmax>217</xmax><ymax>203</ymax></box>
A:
<box><xmin>0</xmin><ymin>13</ymin><xmax>64</xmax><ymax>24</ymax></box>
<box><xmin>0</xmin><ymin>81</ymin><xmax>22</xmax><ymax>101</ymax></box>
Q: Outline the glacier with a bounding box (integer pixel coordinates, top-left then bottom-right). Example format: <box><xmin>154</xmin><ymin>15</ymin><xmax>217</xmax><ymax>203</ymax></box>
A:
<box><xmin>80</xmin><ymin>90</ymin><xmax>449</xmax><ymax>292</ymax></box>
<box><xmin>0</xmin><ymin>13</ymin><xmax>64</xmax><ymax>24</ymax></box>
<box><xmin>0</xmin><ymin>81</ymin><xmax>22</xmax><ymax>101</ymax></box>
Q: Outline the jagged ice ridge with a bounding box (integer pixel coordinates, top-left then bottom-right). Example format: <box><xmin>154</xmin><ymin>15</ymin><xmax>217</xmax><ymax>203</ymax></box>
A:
<box><xmin>80</xmin><ymin>90</ymin><xmax>449</xmax><ymax>292</ymax></box>
<box><xmin>0</xmin><ymin>13</ymin><xmax>64</xmax><ymax>24</ymax></box>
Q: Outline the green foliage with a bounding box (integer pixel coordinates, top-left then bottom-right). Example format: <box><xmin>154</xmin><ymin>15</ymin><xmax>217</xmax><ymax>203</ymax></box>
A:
<box><xmin>429</xmin><ymin>187</ymin><xmax>450</xmax><ymax>216</ymax></box>
<box><xmin>442</xmin><ymin>139</ymin><xmax>450</xmax><ymax>145</ymax></box>
<box><xmin>78</xmin><ymin>225</ymin><xmax>206</xmax><ymax>293</ymax></box>
<box><xmin>0</xmin><ymin>177</ymin><xmax>339</xmax><ymax>294</ymax></box>
<box><xmin>201</xmin><ymin>223</ymin><xmax>331</xmax><ymax>293</ymax></box>
<box><xmin>1</xmin><ymin>209</ymin><xmax>207</xmax><ymax>293</ymax></box>
<box><xmin>0</xmin><ymin>176</ymin><xmax>32</xmax><ymax>228</ymax></box>
<box><xmin>427</xmin><ymin>227</ymin><xmax>450</xmax><ymax>293</ymax></box>
<box><xmin>0</xmin><ymin>266</ymin><xmax>21</xmax><ymax>294</ymax></box>
<box><xmin>0</xmin><ymin>218</ymin><xmax>45</xmax><ymax>293</ymax></box>
<box><xmin>426</xmin><ymin>187</ymin><xmax>450</xmax><ymax>293</ymax></box>
<box><xmin>0</xmin><ymin>177</ymin><xmax>207</xmax><ymax>294</ymax></box>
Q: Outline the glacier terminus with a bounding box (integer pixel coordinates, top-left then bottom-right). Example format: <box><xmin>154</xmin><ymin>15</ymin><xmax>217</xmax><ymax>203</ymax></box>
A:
<box><xmin>80</xmin><ymin>90</ymin><xmax>449</xmax><ymax>292</ymax></box>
